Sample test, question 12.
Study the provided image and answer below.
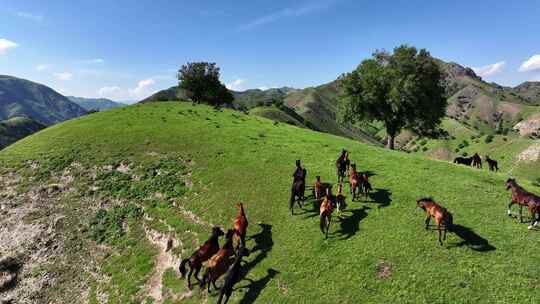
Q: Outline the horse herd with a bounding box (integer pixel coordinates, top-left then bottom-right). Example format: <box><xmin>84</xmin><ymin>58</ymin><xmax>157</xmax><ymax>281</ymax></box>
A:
<box><xmin>454</xmin><ymin>152</ymin><xmax>499</xmax><ymax>172</ymax></box>
<box><xmin>177</xmin><ymin>149</ymin><xmax>540</xmax><ymax>303</ymax></box>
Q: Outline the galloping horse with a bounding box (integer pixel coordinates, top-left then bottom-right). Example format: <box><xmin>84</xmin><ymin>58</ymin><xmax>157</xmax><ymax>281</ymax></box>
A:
<box><xmin>314</xmin><ymin>175</ymin><xmax>322</xmax><ymax>200</ymax></box>
<box><xmin>472</xmin><ymin>153</ymin><xmax>482</xmax><ymax>169</ymax></box>
<box><xmin>486</xmin><ymin>156</ymin><xmax>499</xmax><ymax>172</ymax></box>
<box><xmin>320</xmin><ymin>188</ymin><xmax>334</xmax><ymax>239</ymax></box>
<box><xmin>349</xmin><ymin>163</ymin><xmax>360</xmax><ymax>201</ymax></box>
<box><xmin>233</xmin><ymin>202</ymin><xmax>248</xmax><ymax>248</ymax></box>
<box><xmin>359</xmin><ymin>172</ymin><xmax>372</xmax><ymax>201</ymax></box>
<box><xmin>335</xmin><ymin>183</ymin><xmax>346</xmax><ymax>217</ymax></box>
<box><xmin>336</xmin><ymin>149</ymin><xmax>348</xmax><ymax>183</ymax></box>
<box><xmin>290</xmin><ymin>168</ymin><xmax>307</xmax><ymax>214</ymax></box>
<box><xmin>416</xmin><ymin>198</ymin><xmax>454</xmax><ymax>245</ymax></box>
<box><xmin>505</xmin><ymin>178</ymin><xmax>540</xmax><ymax>229</ymax></box>
<box><xmin>217</xmin><ymin>244</ymin><xmax>250</xmax><ymax>304</ymax></box>
<box><xmin>453</xmin><ymin>156</ymin><xmax>473</xmax><ymax>166</ymax></box>
<box><xmin>179</xmin><ymin>226</ymin><xmax>224</xmax><ymax>288</ymax></box>
<box><xmin>292</xmin><ymin>160</ymin><xmax>303</xmax><ymax>181</ymax></box>
<box><xmin>200</xmin><ymin>229</ymin><xmax>235</xmax><ymax>292</ymax></box>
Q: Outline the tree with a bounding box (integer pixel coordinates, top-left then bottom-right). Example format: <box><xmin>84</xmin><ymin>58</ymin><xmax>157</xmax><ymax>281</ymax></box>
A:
<box><xmin>339</xmin><ymin>45</ymin><xmax>447</xmax><ymax>149</ymax></box>
<box><xmin>177</xmin><ymin>62</ymin><xmax>233</xmax><ymax>106</ymax></box>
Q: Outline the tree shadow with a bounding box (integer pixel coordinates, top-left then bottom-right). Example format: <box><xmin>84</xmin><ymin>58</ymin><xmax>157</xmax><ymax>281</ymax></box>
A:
<box><xmin>448</xmin><ymin>224</ymin><xmax>496</xmax><ymax>252</ymax></box>
<box><xmin>366</xmin><ymin>188</ymin><xmax>392</xmax><ymax>208</ymax></box>
<box><xmin>335</xmin><ymin>206</ymin><xmax>370</xmax><ymax>239</ymax></box>
<box><xmin>237</xmin><ymin>269</ymin><xmax>280</xmax><ymax>304</ymax></box>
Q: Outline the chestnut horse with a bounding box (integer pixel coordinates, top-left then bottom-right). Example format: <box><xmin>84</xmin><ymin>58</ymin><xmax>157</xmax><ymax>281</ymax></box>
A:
<box><xmin>486</xmin><ymin>156</ymin><xmax>499</xmax><ymax>172</ymax></box>
<box><xmin>336</xmin><ymin>183</ymin><xmax>346</xmax><ymax>217</ymax></box>
<box><xmin>359</xmin><ymin>172</ymin><xmax>372</xmax><ymax>201</ymax></box>
<box><xmin>289</xmin><ymin>168</ymin><xmax>307</xmax><ymax>214</ymax></box>
<box><xmin>200</xmin><ymin>229</ymin><xmax>235</xmax><ymax>292</ymax></box>
<box><xmin>505</xmin><ymin>178</ymin><xmax>540</xmax><ymax>228</ymax></box>
<box><xmin>233</xmin><ymin>202</ymin><xmax>248</xmax><ymax>248</ymax></box>
<box><xmin>314</xmin><ymin>175</ymin><xmax>322</xmax><ymax>200</ymax></box>
<box><xmin>416</xmin><ymin>198</ymin><xmax>454</xmax><ymax>245</ymax></box>
<box><xmin>336</xmin><ymin>149</ymin><xmax>348</xmax><ymax>183</ymax></box>
<box><xmin>320</xmin><ymin>188</ymin><xmax>334</xmax><ymax>239</ymax></box>
<box><xmin>349</xmin><ymin>163</ymin><xmax>360</xmax><ymax>201</ymax></box>
<box><xmin>179</xmin><ymin>226</ymin><xmax>224</xmax><ymax>288</ymax></box>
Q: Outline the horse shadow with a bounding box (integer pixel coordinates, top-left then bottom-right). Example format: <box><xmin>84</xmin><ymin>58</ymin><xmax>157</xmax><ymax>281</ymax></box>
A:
<box><xmin>365</xmin><ymin>188</ymin><xmax>392</xmax><ymax>208</ymax></box>
<box><xmin>335</xmin><ymin>206</ymin><xmax>370</xmax><ymax>240</ymax></box>
<box><xmin>448</xmin><ymin>224</ymin><xmax>496</xmax><ymax>252</ymax></box>
<box><xmin>237</xmin><ymin>269</ymin><xmax>280</xmax><ymax>304</ymax></box>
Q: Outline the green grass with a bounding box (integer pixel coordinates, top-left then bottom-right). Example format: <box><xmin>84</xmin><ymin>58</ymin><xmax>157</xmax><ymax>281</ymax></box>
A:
<box><xmin>1</xmin><ymin>102</ymin><xmax>539</xmax><ymax>303</ymax></box>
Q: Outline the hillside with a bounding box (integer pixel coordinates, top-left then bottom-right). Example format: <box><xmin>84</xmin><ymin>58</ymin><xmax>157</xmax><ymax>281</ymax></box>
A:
<box><xmin>0</xmin><ymin>75</ymin><xmax>87</xmax><ymax>125</ymax></box>
<box><xmin>1</xmin><ymin>102</ymin><xmax>537</xmax><ymax>304</ymax></box>
<box><xmin>0</xmin><ymin>116</ymin><xmax>45</xmax><ymax>149</ymax></box>
<box><xmin>67</xmin><ymin>96</ymin><xmax>125</xmax><ymax>111</ymax></box>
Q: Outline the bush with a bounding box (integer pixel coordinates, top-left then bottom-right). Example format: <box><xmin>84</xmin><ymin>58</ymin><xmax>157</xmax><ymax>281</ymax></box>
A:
<box><xmin>455</xmin><ymin>148</ymin><xmax>460</xmax><ymax>153</ymax></box>
<box><xmin>89</xmin><ymin>203</ymin><xmax>143</xmax><ymax>244</ymax></box>
<box><xmin>462</xmin><ymin>151</ymin><xmax>468</xmax><ymax>157</ymax></box>
<box><xmin>485</xmin><ymin>134</ymin><xmax>494</xmax><ymax>143</ymax></box>
<box><xmin>422</xmin><ymin>146</ymin><xmax>428</xmax><ymax>152</ymax></box>
<box><xmin>419</xmin><ymin>139</ymin><xmax>428</xmax><ymax>146</ymax></box>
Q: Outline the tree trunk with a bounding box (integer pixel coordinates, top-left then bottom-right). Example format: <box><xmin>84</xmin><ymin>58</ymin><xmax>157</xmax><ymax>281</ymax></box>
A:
<box><xmin>387</xmin><ymin>134</ymin><xmax>395</xmax><ymax>150</ymax></box>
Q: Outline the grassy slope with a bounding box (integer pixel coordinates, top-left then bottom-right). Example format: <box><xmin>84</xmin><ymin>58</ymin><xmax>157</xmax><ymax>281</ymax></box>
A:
<box><xmin>0</xmin><ymin>116</ymin><xmax>46</xmax><ymax>149</ymax></box>
<box><xmin>249</xmin><ymin>106</ymin><xmax>306</xmax><ymax>128</ymax></box>
<box><xmin>2</xmin><ymin>103</ymin><xmax>539</xmax><ymax>303</ymax></box>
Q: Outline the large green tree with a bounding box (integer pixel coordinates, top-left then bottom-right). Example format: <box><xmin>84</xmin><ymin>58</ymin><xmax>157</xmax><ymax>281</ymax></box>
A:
<box><xmin>339</xmin><ymin>45</ymin><xmax>447</xmax><ymax>149</ymax></box>
<box><xmin>177</xmin><ymin>62</ymin><xmax>233</xmax><ymax>106</ymax></box>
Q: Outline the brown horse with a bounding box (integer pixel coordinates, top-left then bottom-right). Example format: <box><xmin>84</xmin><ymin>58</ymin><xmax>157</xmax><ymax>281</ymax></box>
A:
<box><xmin>416</xmin><ymin>198</ymin><xmax>454</xmax><ymax>245</ymax></box>
<box><xmin>505</xmin><ymin>178</ymin><xmax>540</xmax><ymax>228</ymax></box>
<box><xmin>314</xmin><ymin>175</ymin><xmax>322</xmax><ymax>200</ymax></box>
<box><xmin>320</xmin><ymin>188</ymin><xmax>334</xmax><ymax>239</ymax></box>
<box><xmin>233</xmin><ymin>202</ymin><xmax>248</xmax><ymax>248</ymax></box>
<box><xmin>290</xmin><ymin>168</ymin><xmax>307</xmax><ymax>214</ymax></box>
<box><xmin>485</xmin><ymin>156</ymin><xmax>499</xmax><ymax>172</ymax></box>
<box><xmin>472</xmin><ymin>153</ymin><xmax>482</xmax><ymax>169</ymax></box>
<box><xmin>336</xmin><ymin>149</ymin><xmax>348</xmax><ymax>183</ymax></box>
<box><xmin>359</xmin><ymin>172</ymin><xmax>372</xmax><ymax>201</ymax></box>
<box><xmin>200</xmin><ymin>229</ymin><xmax>235</xmax><ymax>292</ymax></box>
<box><xmin>336</xmin><ymin>183</ymin><xmax>346</xmax><ymax>217</ymax></box>
<box><xmin>349</xmin><ymin>163</ymin><xmax>360</xmax><ymax>201</ymax></box>
<box><xmin>179</xmin><ymin>226</ymin><xmax>224</xmax><ymax>288</ymax></box>
<box><xmin>292</xmin><ymin>159</ymin><xmax>303</xmax><ymax>181</ymax></box>
<box><xmin>216</xmin><ymin>244</ymin><xmax>250</xmax><ymax>304</ymax></box>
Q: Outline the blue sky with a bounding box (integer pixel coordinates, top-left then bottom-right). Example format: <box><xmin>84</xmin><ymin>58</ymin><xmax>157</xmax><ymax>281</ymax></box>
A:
<box><xmin>1</xmin><ymin>0</ymin><xmax>540</xmax><ymax>102</ymax></box>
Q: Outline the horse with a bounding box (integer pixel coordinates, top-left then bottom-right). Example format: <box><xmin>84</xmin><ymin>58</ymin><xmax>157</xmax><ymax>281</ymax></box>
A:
<box><xmin>344</xmin><ymin>152</ymin><xmax>351</xmax><ymax>177</ymax></box>
<box><xmin>336</xmin><ymin>149</ymin><xmax>348</xmax><ymax>183</ymax></box>
<box><xmin>359</xmin><ymin>172</ymin><xmax>372</xmax><ymax>201</ymax></box>
<box><xmin>217</xmin><ymin>244</ymin><xmax>250</xmax><ymax>304</ymax></box>
<box><xmin>200</xmin><ymin>229</ymin><xmax>235</xmax><ymax>292</ymax></box>
<box><xmin>289</xmin><ymin>168</ymin><xmax>307</xmax><ymax>215</ymax></box>
<box><xmin>349</xmin><ymin>163</ymin><xmax>360</xmax><ymax>201</ymax></box>
<box><xmin>179</xmin><ymin>226</ymin><xmax>224</xmax><ymax>289</ymax></box>
<box><xmin>472</xmin><ymin>153</ymin><xmax>482</xmax><ymax>169</ymax></box>
<box><xmin>416</xmin><ymin>198</ymin><xmax>454</xmax><ymax>246</ymax></box>
<box><xmin>233</xmin><ymin>202</ymin><xmax>248</xmax><ymax>248</ymax></box>
<box><xmin>485</xmin><ymin>156</ymin><xmax>499</xmax><ymax>172</ymax></box>
<box><xmin>292</xmin><ymin>159</ymin><xmax>303</xmax><ymax>181</ymax></box>
<box><xmin>320</xmin><ymin>188</ymin><xmax>334</xmax><ymax>239</ymax></box>
<box><xmin>453</xmin><ymin>156</ymin><xmax>473</xmax><ymax>166</ymax></box>
<box><xmin>314</xmin><ymin>175</ymin><xmax>322</xmax><ymax>200</ymax></box>
<box><xmin>335</xmin><ymin>183</ymin><xmax>346</xmax><ymax>218</ymax></box>
<box><xmin>505</xmin><ymin>178</ymin><xmax>540</xmax><ymax>228</ymax></box>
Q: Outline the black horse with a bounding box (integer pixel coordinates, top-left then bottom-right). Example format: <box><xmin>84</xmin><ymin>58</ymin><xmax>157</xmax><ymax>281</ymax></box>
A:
<box><xmin>335</xmin><ymin>149</ymin><xmax>349</xmax><ymax>183</ymax></box>
<box><xmin>486</xmin><ymin>156</ymin><xmax>499</xmax><ymax>172</ymax></box>
<box><xmin>290</xmin><ymin>168</ymin><xmax>307</xmax><ymax>215</ymax></box>
<box><xmin>472</xmin><ymin>153</ymin><xmax>482</xmax><ymax>169</ymax></box>
<box><xmin>453</xmin><ymin>156</ymin><xmax>473</xmax><ymax>166</ymax></box>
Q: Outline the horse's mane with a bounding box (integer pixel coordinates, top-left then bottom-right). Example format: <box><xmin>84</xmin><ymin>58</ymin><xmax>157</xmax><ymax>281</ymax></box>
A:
<box><xmin>418</xmin><ymin>197</ymin><xmax>434</xmax><ymax>202</ymax></box>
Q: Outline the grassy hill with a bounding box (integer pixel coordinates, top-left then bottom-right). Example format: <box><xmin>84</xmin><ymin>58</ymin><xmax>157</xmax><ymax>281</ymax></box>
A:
<box><xmin>1</xmin><ymin>102</ymin><xmax>538</xmax><ymax>304</ymax></box>
<box><xmin>0</xmin><ymin>116</ymin><xmax>45</xmax><ymax>149</ymax></box>
<box><xmin>0</xmin><ymin>75</ymin><xmax>87</xmax><ymax>125</ymax></box>
<box><xmin>67</xmin><ymin>96</ymin><xmax>125</xmax><ymax>111</ymax></box>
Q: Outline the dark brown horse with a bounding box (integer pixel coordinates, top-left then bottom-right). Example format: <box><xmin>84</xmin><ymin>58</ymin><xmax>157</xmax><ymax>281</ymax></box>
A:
<box><xmin>292</xmin><ymin>160</ymin><xmax>303</xmax><ymax>181</ymax></box>
<box><xmin>216</xmin><ymin>244</ymin><xmax>250</xmax><ymax>304</ymax></box>
<box><xmin>320</xmin><ymin>188</ymin><xmax>334</xmax><ymax>239</ymax></box>
<box><xmin>359</xmin><ymin>172</ymin><xmax>372</xmax><ymax>201</ymax></box>
<box><xmin>505</xmin><ymin>178</ymin><xmax>540</xmax><ymax>228</ymax></box>
<box><xmin>416</xmin><ymin>198</ymin><xmax>454</xmax><ymax>245</ymax></box>
<box><xmin>200</xmin><ymin>229</ymin><xmax>235</xmax><ymax>292</ymax></box>
<box><xmin>349</xmin><ymin>163</ymin><xmax>360</xmax><ymax>201</ymax></box>
<box><xmin>290</xmin><ymin>168</ymin><xmax>307</xmax><ymax>214</ymax></box>
<box><xmin>233</xmin><ymin>202</ymin><xmax>248</xmax><ymax>248</ymax></box>
<box><xmin>454</xmin><ymin>156</ymin><xmax>473</xmax><ymax>166</ymax></box>
<box><xmin>472</xmin><ymin>153</ymin><xmax>482</xmax><ymax>169</ymax></box>
<box><xmin>485</xmin><ymin>156</ymin><xmax>499</xmax><ymax>172</ymax></box>
<box><xmin>179</xmin><ymin>226</ymin><xmax>224</xmax><ymax>288</ymax></box>
<box><xmin>336</xmin><ymin>149</ymin><xmax>348</xmax><ymax>183</ymax></box>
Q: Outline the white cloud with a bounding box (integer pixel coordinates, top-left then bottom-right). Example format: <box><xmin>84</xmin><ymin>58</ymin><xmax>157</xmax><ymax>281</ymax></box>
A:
<box><xmin>226</xmin><ymin>79</ymin><xmax>246</xmax><ymax>91</ymax></box>
<box><xmin>98</xmin><ymin>79</ymin><xmax>158</xmax><ymax>100</ymax></box>
<box><xmin>0</xmin><ymin>38</ymin><xmax>18</xmax><ymax>55</ymax></box>
<box><xmin>472</xmin><ymin>61</ymin><xmax>506</xmax><ymax>77</ymax></box>
<box><xmin>36</xmin><ymin>64</ymin><xmax>51</xmax><ymax>71</ymax></box>
<box><xmin>129</xmin><ymin>78</ymin><xmax>156</xmax><ymax>97</ymax></box>
<box><xmin>237</xmin><ymin>0</ymin><xmax>338</xmax><ymax>31</ymax></box>
<box><xmin>54</xmin><ymin>72</ymin><xmax>73</xmax><ymax>81</ymax></box>
<box><xmin>98</xmin><ymin>86</ymin><xmax>123</xmax><ymax>99</ymax></box>
<box><xmin>16</xmin><ymin>12</ymin><xmax>43</xmax><ymax>22</ymax></box>
<box><xmin>519</xmin><ymin>54</ymin><xmax>540</xmax><ymax>72</ymax></box>
<box><xmin>258</xmin><ymin>86</ymin><xmax>270</xmax><ymax>90</ymax></box>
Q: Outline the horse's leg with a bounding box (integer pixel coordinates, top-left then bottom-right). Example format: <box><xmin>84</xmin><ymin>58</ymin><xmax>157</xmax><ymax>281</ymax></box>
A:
<box><xmin>326</xmin><ymin>216</ymin><xmax>331</xmax><ymax>239</ymax></box>
<box><xmin>519</xmin><ymin>204</ymin><xmax>523</xmax><ymax>223</ymax></box>
<box><xmin>194</xmin><ymin>264</ymin><xmax>202</xmax><ymax>283</ymax></box>
<box><xmin>507</xmin><ymin>201</ymin><xmax>513</xmax><ymax>216</ymax></box>
<box><xmin>425</xmin><ymin>215</ymin><xmax>431</xmax><ymax>230</ymax></box>
<box><xmin>187</xmin><ymin>265</ymin><xmax>193</xmax><ymax>289</ymax></box>
<box><xmin>438</xmin><ymin>224</ymin><xmax>443</xmax><ymax>246</ymax></box>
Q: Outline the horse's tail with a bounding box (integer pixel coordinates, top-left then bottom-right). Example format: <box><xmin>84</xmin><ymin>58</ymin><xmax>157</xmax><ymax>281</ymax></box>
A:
<box><xmin>179</xmin><ymin>258</ymin><xmax>189</xmax><ymax>278</ymax></box>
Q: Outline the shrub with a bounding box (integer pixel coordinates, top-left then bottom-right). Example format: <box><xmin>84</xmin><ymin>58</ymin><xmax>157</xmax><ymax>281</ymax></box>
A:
<box><xmin>484</xmin><ymin>134</ymin><xmax>494</xmax><ymax>143</ymax></box>
<box><xmin>89</xmin><ymin>203</ymin><xmax>143</xmax><ymax>244</ymax></box>
<box><xmin>422</xmin><ymin>146</ymin><xmax>428</xmax><ymax>152</ymax></box>
<box><xmin>462</xmin><ymin>151</ymin><xmax>468</xmax><ymax>157</ymax></box>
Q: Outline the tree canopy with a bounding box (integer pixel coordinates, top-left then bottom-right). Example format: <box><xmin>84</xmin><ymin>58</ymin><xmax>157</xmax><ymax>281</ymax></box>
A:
<box><xmin>177</xmin><ymin>62</ymin><xmax>234</xmax><ymax>106</ymax></box>
<box><xmin>339</xmin><ymin>45</ymin><xmax>447</xmax><ymax>149</ymax></box>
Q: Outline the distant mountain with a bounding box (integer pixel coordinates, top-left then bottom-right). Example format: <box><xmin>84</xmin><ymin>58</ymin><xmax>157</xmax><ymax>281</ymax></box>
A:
<box><xmin>67</xmin><ymin>96</ymin><xmax>125</xmax><ymax>111</ymax></box>
<box><xmin>0</xmin><ymin>75</ymin><xmax>87</xmax><ymax>125</ymax></box>
<box><xmin>0</xmin><ymin>116</ymin><xmax>45</xmax><ymax>149</ymax></box>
